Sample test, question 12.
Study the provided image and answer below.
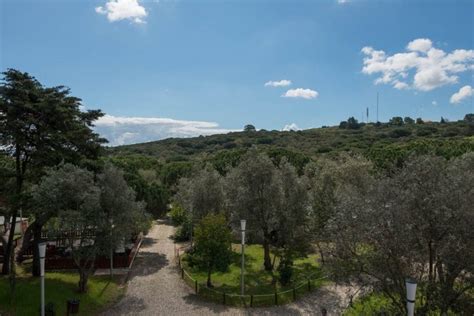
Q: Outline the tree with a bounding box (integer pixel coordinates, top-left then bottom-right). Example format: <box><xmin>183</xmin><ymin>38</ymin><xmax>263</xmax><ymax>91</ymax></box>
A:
<box><xmin>272</xmin><ymin>160</ymin><xmax>311</xmax><ymax>285</ymax></box>
<box><xmin>191</xmin><ymin>214</ymin><xmax>232</xmax><ymax>287</ymax></box>
<box><xmin>464</xmin><ymin>113</ymin><xmax>474</xmax><ymax>123</ymax></box>
<box><xmin>175</xmin><ymin>166</ymin><xmax>225</xmax><ymax>226</ymax></box>
<box><xmin>32</xmin><ymin>164</ymin><xmax>148</xmax><ymax>292</ymax></box>
<box><xmin>325</xmin><ymin>154</ymin><xmax>474</xmax><ymax>314</ymax></box>
<box><xmin>416</xmin><ymin>117</ymin><xmax>424</xmax><ymax>124</ymax></box>
<box><xmin>389</xmin><ymin>116</ymin><xmax>404</xmax><ymax>126</ymax></box>
<box><xmin>0</xmin><ymin>69</ymin><xmax>105</xmax><ymax>275</ymax></box>
<box><xmin>244</xmin><ymin>124</ymin><xmax>256</xmax><ymax>132</ymax></box>
<box><xmin>347</xmin><ymin>117</ymin><xmax>360</xmax><ymax>129</ymax></box>
<box><xmin>404</xmin><ymin>116</ymin><xmax>415</xmax><ymax>124</ymax></box>
<box><xmin>306</xmin><ymin>155</ymin><xmax>373</xmax><ymax>263</ymax></box>
<box><xmin>225</xmin><ymin>149</ymin><xmax>280</xmax><ymax>271</ymax></box>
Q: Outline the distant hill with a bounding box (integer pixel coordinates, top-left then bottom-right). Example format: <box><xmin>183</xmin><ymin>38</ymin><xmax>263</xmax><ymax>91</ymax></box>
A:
<box><xmin>108</xmin><ymin>118</ymin><xmax>474</xmax><ymax>165</ymax></box>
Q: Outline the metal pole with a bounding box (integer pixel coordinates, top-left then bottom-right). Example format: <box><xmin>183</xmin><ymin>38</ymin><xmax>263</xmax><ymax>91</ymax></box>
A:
<box><xmin>241</xmin><ymin>237</ymin><xmax>245</xmax><ymax>296</ymax></box>
<box><xmin>39</xmin><ymin>243</ymin><xmax>46</xmax><ymax>316</ymax></box>
<box><xmin>240</xmin><ymin>220</ymin><xmax>246</xmax><ymax>296</ymax></box>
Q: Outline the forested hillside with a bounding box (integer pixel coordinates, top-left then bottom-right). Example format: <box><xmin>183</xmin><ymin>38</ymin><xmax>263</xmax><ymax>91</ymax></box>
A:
<box><xmin>109</xmin><ymin>115</ymin><xmax>473</xmax><ymax>163</ymax></box>
<box><xmin>104</xmin><ymin>115</ymin><xmax>474</xmax><ymax>217</ymax></box>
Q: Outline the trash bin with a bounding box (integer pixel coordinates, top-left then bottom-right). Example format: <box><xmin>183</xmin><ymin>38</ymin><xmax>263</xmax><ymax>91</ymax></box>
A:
<box><xmin>66</xmin><ymin>299</ymin><xmax>80</xmax><ymax>315</ymax></box>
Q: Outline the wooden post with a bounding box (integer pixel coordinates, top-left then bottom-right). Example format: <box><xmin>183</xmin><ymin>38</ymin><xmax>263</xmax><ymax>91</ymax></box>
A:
<box><xmin>293</xmin><ymin>287</ymin><xmax>296</xmax><ymax>300</ymax></box>
<box><xmin>250</xmin><ymin>295</ymin><xmax>253</xmax><ymax>307</ymax></box>
<box><xmin>181</xmin><ymin>268</ymin><xmax>184</xmax><ymax>279</ymax></box>
<box><xmin>274</xmin><ymin>290</ymin><xmax>278</xmax><ymax>305</ymax></box>
<box><xmin>195</xmin><ymin>280</ymin><xmax>198</xmax><ymax>293</ymax></box>
<box><xmin>223</xmin><ymin>292</ymin><xmax>226</xmax><ymax>305</ymax></box>
<box><xmin>308</xmin><ymin>279</ymin><xmax>311</xmax><ymax>291</ymax></box>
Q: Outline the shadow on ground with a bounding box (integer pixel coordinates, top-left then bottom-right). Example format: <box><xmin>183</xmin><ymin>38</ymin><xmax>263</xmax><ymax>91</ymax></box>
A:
<box><xmin>128</xmin><ymin>252</ymin><xmax>168</xmax><ymax>281</ymax></box>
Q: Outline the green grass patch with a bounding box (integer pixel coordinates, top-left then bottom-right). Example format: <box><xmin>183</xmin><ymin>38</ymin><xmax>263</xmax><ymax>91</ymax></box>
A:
<box><xmin>182</xmin><ymin>244</ymin><xmax>324</xmax><ymax>297</ymax></box>
<box><xmin>0</xmin><ymin>270</ymin><xmax>125</xmax><ymax>315</ymax></box>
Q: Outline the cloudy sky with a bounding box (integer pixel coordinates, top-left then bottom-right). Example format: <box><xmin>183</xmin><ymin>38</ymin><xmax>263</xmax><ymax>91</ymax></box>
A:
<box><xmin>2</xmin><ymin>0</ymin><xmax>473</xmax><ymax>145</ymax></box>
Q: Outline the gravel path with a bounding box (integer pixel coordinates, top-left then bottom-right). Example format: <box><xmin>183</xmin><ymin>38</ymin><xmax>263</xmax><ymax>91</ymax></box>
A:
<box><xmin>105</xmin><ymin>220</ymin><xmax>355</xmax><ymax>316</ymax></box>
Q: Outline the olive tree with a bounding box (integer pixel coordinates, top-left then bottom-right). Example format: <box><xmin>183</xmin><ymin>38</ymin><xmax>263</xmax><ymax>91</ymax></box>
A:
<box><xmin>326</xmin><ymin>154</ymin><xmax>474</xmax><ymax>314</ymax></box>
<box><xmin>32</xmin><ymin>164</ymin><xmax>148</xmax><ymax>292</ymax></box>
<box><xmin>191</xmin><ymin>214</ymin><xmax>232</xmax><ymax>287</ymax></box>
<box><xmin>174</xmin><ymin>166</ymin><xmax>225</xmax><ymax>241</ymax></box>
<box><xmin>225</xmin><ymin>149</ymin><xmax>281</xmax><ymax>271</ymax></box>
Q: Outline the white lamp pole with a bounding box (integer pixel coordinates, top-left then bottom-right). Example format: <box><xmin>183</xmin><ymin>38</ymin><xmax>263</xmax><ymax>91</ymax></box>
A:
<box><xmin>240</xmin><ymin>220</ymin><xmax>246</xmax><ymax>296</ymax></box>
<box><xmin>39</xmin><ymin>242</ymin><xmax>47</xmax><ymax>316</ymax></box>
<box><xmin>406</xmin><ymin>278</ymin><xmax>417</xmax><ymax>316</ymax></box>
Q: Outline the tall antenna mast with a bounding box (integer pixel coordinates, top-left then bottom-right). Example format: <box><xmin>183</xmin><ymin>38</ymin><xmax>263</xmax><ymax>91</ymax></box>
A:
<box><xmin>366</xmin><ymin>107</ymin><xmax>369</xmax><ymax>123</ymax></box>
<box><xmin>376</xmin><ymin>92</ymin><xmax>379</xmax><ymax>122</ymax></box>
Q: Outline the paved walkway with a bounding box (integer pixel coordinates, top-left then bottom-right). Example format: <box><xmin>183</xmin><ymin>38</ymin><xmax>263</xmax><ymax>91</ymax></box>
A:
<box><xmin>106</xmin><ymin>220</ymin><xmax>355</xmax><ymax>316</ymax></box>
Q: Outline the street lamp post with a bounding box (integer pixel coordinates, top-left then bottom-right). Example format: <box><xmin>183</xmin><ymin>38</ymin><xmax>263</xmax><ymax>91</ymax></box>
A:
<box><xmin>240</xmin><ymin>220</ymin><xmax>246</xmax><ymax>296</ymax></box>
<box><xmin>406</xmin><ymin>278</ymin><xmax>417</xmax><ymax>316</ymax></box>
<box><xmin>39</xmin><ymin>242</ymin><xmax>47</xmax><ymax>316</ymax></box>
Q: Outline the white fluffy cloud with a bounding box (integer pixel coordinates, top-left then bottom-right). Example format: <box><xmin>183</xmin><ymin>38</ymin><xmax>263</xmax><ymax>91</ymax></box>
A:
<box><xmin>282</xmin><ymin>88</ymin><xmax>319</xmax><ymax>99</ymax></box>
<box><xmin>264</xmin><ymin>80</ymin><xmax>292</xmax><ymax>87</ymax></box>
<box><xmin>337</xmin><ymin>0</ymin><xmax>349</xmax><ymax>4</ymax></box>
<box><xmin>96</xmin><ymin>0</ymin><xmax>148</xmax><ymax>24</ymax></box>
<box><xmin>450</xmin><ymin>85</ymin><xmax>474</xmax><ymax>104</ymax></box>
<box><xmin>282</xmin><ymin>123</ymin><xmax>300</xmax><ymax>131</ymax></box>
<box><xmin>94</xmin><ymin>114</ymin><xmax>236</xmax><ymax>146</ymax></box>
<box><xmin>362</xmin><ymin>38</ymin><xmax>474</xmax><ymax>91</ymax></box>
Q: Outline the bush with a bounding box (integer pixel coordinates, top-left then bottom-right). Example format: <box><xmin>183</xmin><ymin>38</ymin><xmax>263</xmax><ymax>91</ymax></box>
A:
<box><xmin>389</xmin><ymin>128</ymin><xmax>412</xmax><ymax>138</ymax></box>
<box><xmin>174</xmin><ymin>219</ymin><xmax>192</xmax><ymax>242</ymax></box>
<box><xmin>169</xmin><ymin>204</ymin><xmax>188</xmax><ymax>225</ymax></box>
<box><xmin>278</xmin><ymin>259</ymin><xmax>293</xmax><ymax>286</ymax></box>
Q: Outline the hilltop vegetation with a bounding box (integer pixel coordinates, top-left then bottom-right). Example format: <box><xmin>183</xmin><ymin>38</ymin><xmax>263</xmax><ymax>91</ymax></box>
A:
<box><xmin>109</xmin><ymin>116</ymin><xmax>474</xmax><ymax>164</ymax></box>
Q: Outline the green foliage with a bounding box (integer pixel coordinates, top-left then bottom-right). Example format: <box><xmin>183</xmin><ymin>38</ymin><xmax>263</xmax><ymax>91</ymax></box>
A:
<box><xmin>389</xmin><ymin>116</ymin><xmax>404</xmax><ymax>126</ymax></box>
<box><xmin>344</xmin><ymin>293</ymin><xmax>393</xmax><ymax>315</ymax></box>
<box><xmin>160</xmin><ymin>161</ymin><xmax>194</xmax><ymax>188</ymax></box>
<box><xmin>389</xmin><ymin>128</ymin><xmax>411</xmax><ymax>138</ymax></box>
<box><xmin>367</xmin><ymin>139</ymin><xmax>474</xmax><ymax>170</ymax></box>
<box><xmin>191</xmin><ymin>214</ymin><xmax>233</xmax><ymax>286</ymax></box>
<box><xmin>277</xmin><ymin>258</ymin><xmax>293</xmax><ymax>286</ymax></box>
<box><xmin>244</xmin><ymin>124</ymin><xmax>256</xmax><ymax>132</ymax></box>
<box><xmin>169</xmin><ymin>204</ymin><xmax>187</xmax><ymax>226</ymax></box>
<box><xmin>404</xmin><ymin>116</ymin><xmax>415</xmax><ymax>124</ymax></box>
<box><xmin>173</xmin><ymin>218</ymin><xmax>192</xmax><ymax>242</ymax></box>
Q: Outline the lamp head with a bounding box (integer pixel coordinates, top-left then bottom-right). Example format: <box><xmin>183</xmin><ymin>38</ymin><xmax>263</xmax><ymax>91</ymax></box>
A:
<box><xmin>405</xmin><ymin>278</ymin><xmax>417</xmax><ymax>301</ymax></box>
<box><xmin>240</xmin><ymin>219</ymin><xmax>246</xmax><ymax>231</ymax></box>
<box><xmin>38</xmin><ymin>242</ymin><xmax>47</xmax><ymax>258</ymax></box>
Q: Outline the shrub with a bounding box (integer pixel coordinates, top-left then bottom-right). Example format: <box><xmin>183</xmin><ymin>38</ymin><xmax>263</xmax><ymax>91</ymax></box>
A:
<box><xmin>169</xmin><ymin>204</ymin><xmax>187</xmax><ymax>226</ymax></box>
<box><xmin>389</xmin><ymin>128</ymin><xmax>412</xmax><ymax>138</ymax></box>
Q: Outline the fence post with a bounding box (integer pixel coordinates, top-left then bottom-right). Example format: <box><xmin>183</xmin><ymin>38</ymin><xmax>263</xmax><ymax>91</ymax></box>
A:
<box><xmin>222</xmin><ymin>292</ymin><xmax>226</xmax><ymax>305</ymax></box>
<box><xmin>181</xmin><ymin>268</ymin><xmax>184</xmax><ymax>279</ymax></box>
<box><xmin>293</xmin><ymin>287</ymin><xmax>296</xmax><ymax>300</ymax></box>
<box><xmin>250</xmin><ymin>295</ymin><xmax>253</xmax><ymax>307</ymax></box>
<box><xmin>307</xmin><ymin>279</ymin><xmax>311</xmax><ymax>291</ymax></box>
<box><xmin>195</xmin><ymin>280</ymin><xmax>198</xmax><ymax>294</ymax></box>
<box><xmin>274</xmin><ymin>290</ymin><xmax>278</xmax><ymax>305</ymax></box>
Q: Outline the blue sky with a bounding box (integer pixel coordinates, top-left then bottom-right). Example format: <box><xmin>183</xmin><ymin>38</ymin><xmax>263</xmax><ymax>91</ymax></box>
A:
<box><xmin>1</xmin><ymin>0</ymin><xmax>473</xmax><ymax>145</ymax></box>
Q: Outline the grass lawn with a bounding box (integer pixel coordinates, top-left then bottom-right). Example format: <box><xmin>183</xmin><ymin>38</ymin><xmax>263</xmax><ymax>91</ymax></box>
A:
<box><xmin>0</xmin><ymin>264</ymin><xmax>125</xmax><ymax>316</ymax></box>
<box><xmin>182</xmin><ymin>243</ymin><xmax>324</xmax><ymax>296</ymax></box>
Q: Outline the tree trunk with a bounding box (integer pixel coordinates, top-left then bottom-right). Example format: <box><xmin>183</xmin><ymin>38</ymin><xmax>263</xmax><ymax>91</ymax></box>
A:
<box><xmin>78</xmin><ymin>269</ymin><xmax>89</xmax><ymax>293</ymax></box>
<box><xmin>2</xmin><ymin>213</ymin><xmax>17</xmax><ymax>275</ymax></box>
<box><xmin>263</xmin><ymin>235</ymin><xmax>272</xmax><ymax>271</ymax></box>
<box><xmin>207</xmin><ymin>268</ymin><xmax>212</xmax><ymax>287</ymax></box>
<box><xmin>2</xmin><ymin>145</ymin><xmax>24</xmax><ymax>275</ymax></box>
